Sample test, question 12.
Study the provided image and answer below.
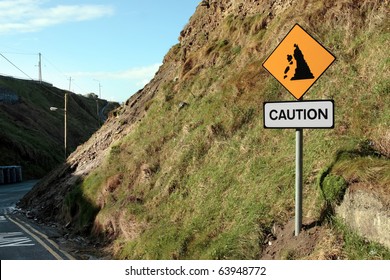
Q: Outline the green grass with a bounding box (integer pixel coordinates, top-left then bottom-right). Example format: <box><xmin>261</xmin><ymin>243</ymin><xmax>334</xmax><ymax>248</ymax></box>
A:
<box><xmin>0</xmin><ymin>76</ymin><xmax>118</xmax><ymax>178</ymax></box>
<box><xmin>64</xmin><ymin>183</ymin><xmax>100</xmax><ymax>231</ymax></box>
<box><xmin>64</xmin><ymin>0</ymin><xmax>389</xmax><ymax>259</ymax></box>
<box><xmin>332</xmin><ymin>218</ymin><xmax>390</xmax><ymax>260</ymax></box>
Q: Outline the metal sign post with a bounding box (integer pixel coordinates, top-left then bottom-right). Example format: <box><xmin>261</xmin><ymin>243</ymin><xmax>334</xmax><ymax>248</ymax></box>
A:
<box><xmin>295</xmin><ymin>117</ymin><xmax>303</xmax><ymax>236</ymax></box>
<box><xmin>262</xmin><ymin>24</ymin><xmax>336</xmax><ymax>236</ymax></box>
<box><xmin>263</xmin><ymin>99</ymin><xmax>334</xmax><ymax>235</ymax></box>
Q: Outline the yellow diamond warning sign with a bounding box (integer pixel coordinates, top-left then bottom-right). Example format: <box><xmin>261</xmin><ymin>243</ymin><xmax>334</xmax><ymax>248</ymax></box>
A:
<box><xmin>263</xmin><ymin>24</ymin><xmax>335</xmax><ymax>100</ymax></box>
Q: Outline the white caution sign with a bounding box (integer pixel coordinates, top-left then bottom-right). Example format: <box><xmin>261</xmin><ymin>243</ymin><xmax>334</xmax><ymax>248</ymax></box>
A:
<box><xmin>264</xmin><ymin>100</ymin><xmax>334</xmax><ymax>129</ymax></box>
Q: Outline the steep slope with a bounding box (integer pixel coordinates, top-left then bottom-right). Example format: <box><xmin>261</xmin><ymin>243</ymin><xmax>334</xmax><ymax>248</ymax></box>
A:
<box><xmin>20</xmin><ymin>0</ymin><xmax>389</xmax><ymax>259</ymax></box>
<box><xmin>0</xmin><ymin>75</ymin><xmax>118</xmax><ymax>178</ymax></box>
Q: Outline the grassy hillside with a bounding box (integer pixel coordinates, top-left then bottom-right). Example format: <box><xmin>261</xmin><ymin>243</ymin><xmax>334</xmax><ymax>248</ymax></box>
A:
<box><xmin>0</xmin><ymin>75</ymin><xmax>118</xmax><ymax>178</ymax></box>
<box><xmin>21</xmin><ymin>0</ymin><xmax>390</xmax><ymax>259</ymax></box>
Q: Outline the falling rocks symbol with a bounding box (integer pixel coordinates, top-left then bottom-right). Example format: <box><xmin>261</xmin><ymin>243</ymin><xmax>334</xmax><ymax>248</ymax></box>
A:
<box><xmin>284</xmin><ymin>44</ymin><xmax>314</xmax><ymax>80</ymax></box>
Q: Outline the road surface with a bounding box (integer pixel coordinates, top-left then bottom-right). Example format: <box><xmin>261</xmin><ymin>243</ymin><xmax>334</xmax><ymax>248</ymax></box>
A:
<box><xmin>0</xmin><ymin>181</ymin><xmax>74</xmax><ymax>260</ymax></box>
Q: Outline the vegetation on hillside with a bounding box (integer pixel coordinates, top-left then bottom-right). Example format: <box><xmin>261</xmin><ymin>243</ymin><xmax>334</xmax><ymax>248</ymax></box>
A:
<box><xmin>0</xmin><ymin>76</ymin><xmax>118</xmax><ymax>178</ymax></box>
<box><xmin>26</xmin><ymin>0</ymin><xmax>389</xmax><ymax>259</ymax></box>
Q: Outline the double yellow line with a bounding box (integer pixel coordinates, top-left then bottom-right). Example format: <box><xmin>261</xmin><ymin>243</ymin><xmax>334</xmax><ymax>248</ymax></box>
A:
<box><xmin>6</xmin><ymin>215</ymin><xmax>75</xmax><ymax>260</ymax></box>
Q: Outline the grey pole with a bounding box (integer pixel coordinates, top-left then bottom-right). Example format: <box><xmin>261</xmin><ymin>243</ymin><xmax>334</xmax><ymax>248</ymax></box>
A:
<box><xmin>0</xmin><ymin>168</ymin><xmax>4</xmax><ymax>184</ymax></box>
<box><xmin>64</xmin><ymin>93</ymin><xmax>68</xmax><ymax>160</ymax></box>
<box><xmin>295</xmin><ymin>98</ymin><xmax>303</xmax><ymax>236</ymax></box>
<box><xmin>38</xmin><ymin>53</ymin><xmax>42</xmax><ymax>83</ymax></box>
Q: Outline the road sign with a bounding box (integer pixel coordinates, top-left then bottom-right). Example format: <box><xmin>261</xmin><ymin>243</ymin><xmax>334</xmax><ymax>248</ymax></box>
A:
<box><xmin>263</xmin><ymin>24</ymin><xmax>335</xmax><ymax>100</ymax></box>
<box><xmin>264</xmin><ymin>100</ymin><xmax>334</xmax><ymax>129</ymax></box>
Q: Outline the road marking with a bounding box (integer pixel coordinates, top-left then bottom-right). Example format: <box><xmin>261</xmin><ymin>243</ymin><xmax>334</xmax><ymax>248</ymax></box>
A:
<box><xmin>6</xmin><ymin>215</ymin><xmax>64</xmax><ymax>260</ymax></box>
<box><xmin>0</xmin><ymin>232</ymin><xmax>35</xmax><ymax>247</ymax></box>
<box><xmin>12</xmin><ymin>216</ymin><xmax>75</xmax><ymax>260</ymax></box>
<box><xmin>0</xmin><ymin>207</ymin><xmax>15</xmax><ymax>215</ymax></box>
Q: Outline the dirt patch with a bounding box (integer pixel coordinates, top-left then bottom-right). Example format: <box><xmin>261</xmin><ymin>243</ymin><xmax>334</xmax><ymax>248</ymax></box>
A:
<box><xmin>261</xmin><ymin>219</ymin><xmax>326</xmax><ymax>260</ymax></box>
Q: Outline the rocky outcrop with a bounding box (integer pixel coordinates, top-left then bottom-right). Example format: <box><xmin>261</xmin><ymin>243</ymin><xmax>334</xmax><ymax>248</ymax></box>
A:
<box><xmin>336</xmin><ymin>185</ymin><xmax>390</xmax><ymax>248</ymax></box>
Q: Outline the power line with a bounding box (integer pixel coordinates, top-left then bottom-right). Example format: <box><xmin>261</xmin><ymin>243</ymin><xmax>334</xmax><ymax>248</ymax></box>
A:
<box><xmin>42</xmin><ymin>54</ymin><xmax>87</xmax><ymax>94</ymax></box>
<box><xmin>0</xmin><ymin>52</ymin><xmax>34</xmax><ymax>80</ymax></box>
<box><xmin>42</xmin><ymin>54</ymin><xmax>67</xmax><ymax>80</ymax></box>
<box><xmin>0</xmin><ymin>52</ymin><xmax>65</xmax><ymax>99</ymax></box>
<box><xmin>39</xmin><ymin>82</ymin><xmax>67</xmax><ymax>99</ymax></box>
<box><xmin>0</xmin><ymin>51</ymin><xmax>36</xmax><ymax>56</ymax></box>
<box><xmin>0</xmin><ymin>51</ymin><xmax>92</xmax><ymax>97</ymax></box>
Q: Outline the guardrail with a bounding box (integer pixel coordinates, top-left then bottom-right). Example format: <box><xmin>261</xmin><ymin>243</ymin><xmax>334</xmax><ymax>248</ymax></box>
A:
<box><xmin>0</xmin><ymin>166</ymin><xmax>23</xmax><ymax>184</ymax></box>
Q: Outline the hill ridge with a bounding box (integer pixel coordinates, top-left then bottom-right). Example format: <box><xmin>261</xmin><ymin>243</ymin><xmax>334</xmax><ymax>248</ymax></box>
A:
<box><xmin>20</xmin><ymin>0</ymin><xmax>390</xmax><ymax>259</ymax></box>
<box><xmin>0</xmin><ymin>75</ymin><xmax>118</xmax><ymax>178</ymax></box>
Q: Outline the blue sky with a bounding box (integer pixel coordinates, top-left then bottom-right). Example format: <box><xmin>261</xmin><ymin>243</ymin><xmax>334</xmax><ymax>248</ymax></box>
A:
<box><xmin>0</xmin><ymin>0</ymin><xmax>199</xmax><ymax>102</ymax></box>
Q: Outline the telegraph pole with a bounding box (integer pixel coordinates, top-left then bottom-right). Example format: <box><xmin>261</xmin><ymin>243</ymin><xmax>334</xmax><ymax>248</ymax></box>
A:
<box><xmin>68</xmin><ymin>77</ymin><xmax>72</xmax><ymax>91</ymax></box>
<box><xmin>64</xmin><ymin>92</ymin><xmax>68</xmax><ymax>160</ymax></box>
<box><xmin>38</xmin><ymin>53</ymin><xmax>42</xmax><ymax>83</ymax></box>
<box><xmin>94</xmin><ymin>79</ymin><xmax>102</xmax><ymax>99</ymax></box>
<box><xmin>93</xmin><ymin>79</ymin><xmax>102</xmax><ymax>125</ymax></box>
<box><xmin>98</xmin><ymin>82</ymin><xmax>102</xmax><ymax>99</ymax></box>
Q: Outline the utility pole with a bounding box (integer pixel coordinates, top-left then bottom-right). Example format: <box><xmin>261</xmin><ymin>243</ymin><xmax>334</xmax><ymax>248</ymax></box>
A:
<box><xmin>49</xmin><ymin>94</ymin><xmax>68</xmax><ymax>161</ymax></box>
<box><xmin>98</xmin><ymin>82</ymin><xmax>102</xmax><ymax>99</ymax></box>
<box><xmin>96</xmin><ymin>98</ymin><xmax>100</xmax><ymax>126</ymax></box>
<box><xmin>93</xmin><ymin>79</ymin><xmax>102</xmax><ymax>125</ymax></box>
<box><xmin>64</xmin><ymin>92</ymin><xmax>68</xmax><ymax>160</ymax></box>
<box><xmin>94</xmin><ymin>79</ymin><xmax>102</xmax><ymax>99</ymax></box>
<box><xmin>68</xmin><ymin>77</ymin><xmax>72</xmax><ymax>91</ymax></box>
<box><xmin>38</xmin><ymin>53</ymin><xmax>42</xmax><ymax>83</ymax></box>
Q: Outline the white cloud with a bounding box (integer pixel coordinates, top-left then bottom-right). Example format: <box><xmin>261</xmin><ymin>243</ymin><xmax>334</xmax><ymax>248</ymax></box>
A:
<box><xmin>64</xmin><ymin>64</ymin><xmax>162</xmax><ymax>102</ymax></box>
<box><xmin>70</xmin><ymin>64</ymin><xmax>162</xmax><ymax>82</ymax></box>
<box><xmin>0</xmin><ymin>0</ymin><xmax>114</xmax><ymax>34</ymax></box>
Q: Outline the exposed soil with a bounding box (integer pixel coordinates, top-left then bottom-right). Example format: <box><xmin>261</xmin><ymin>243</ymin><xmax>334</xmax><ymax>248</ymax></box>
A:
<box><xmin>261</xmin><ymin>219</ymin><xmax>327</xmax><ymax>260</ymax></box>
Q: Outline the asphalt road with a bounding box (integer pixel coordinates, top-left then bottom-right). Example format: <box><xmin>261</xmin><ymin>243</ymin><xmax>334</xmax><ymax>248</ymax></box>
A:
<box><xmin>0</xmin><ymin>181</ymin><xmax>73</xmax><ymax>260</ymax></box>
<box><xmin>0</xmin><ymin>180</ymin><xmax>37</xmax><ymax>215</ymax></box>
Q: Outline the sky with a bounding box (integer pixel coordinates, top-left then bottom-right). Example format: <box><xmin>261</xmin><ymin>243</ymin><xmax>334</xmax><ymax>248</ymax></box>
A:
<box><xmin>0</xmin><ymin>0</ymin><xmax>199</xmax><ymax>103</ymax></box>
